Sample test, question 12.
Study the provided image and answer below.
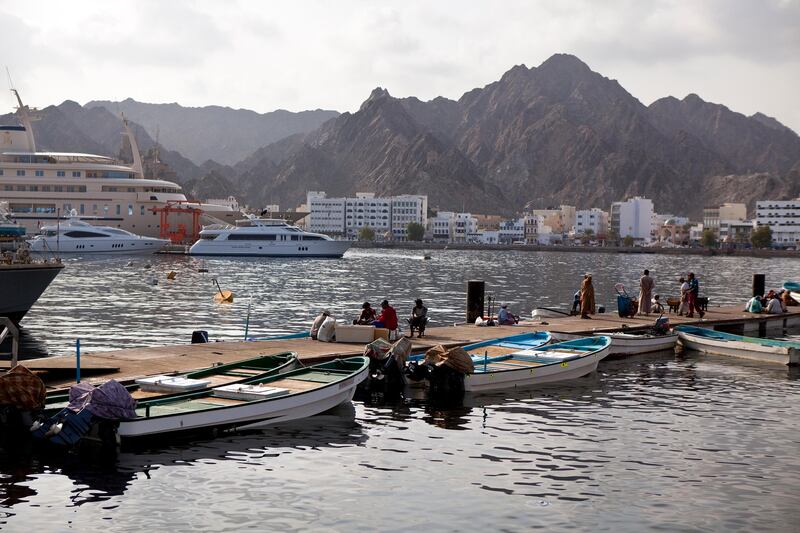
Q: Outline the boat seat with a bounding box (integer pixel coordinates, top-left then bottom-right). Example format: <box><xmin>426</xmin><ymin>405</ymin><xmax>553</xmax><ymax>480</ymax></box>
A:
<box><xmin>496</xmin><ymin>341</ymin><xmax>545</xmax><ymax>350</ymax></box>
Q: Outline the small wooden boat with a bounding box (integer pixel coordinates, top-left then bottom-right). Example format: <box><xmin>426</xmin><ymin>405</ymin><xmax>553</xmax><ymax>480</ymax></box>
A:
<box><xmin>464</xmin><ymin>335</ymin><xmax>609</xmax><ymax>391</ymax></box>
<box><xmin>117</xmin><ymin>356</ymin><xmax>368</xmax><ymax>438</ymax></box>
<box><xmin>675</xmin><ymin>325</ymin><xmax>800</xmax><ymax>365</ymax></box>
<box><xmin>551</xmin><ymin>330</ymin><xmax>678</xmax><ymax>355</ymax></box>
<box><xmin>44</xmin><ymin>352</ymin><xmax>299</xmax><ymax>409</ymax></box>
<box><xmin>531</xmin><ymin>307</ymin><xmax>570</xmax><ymax>319</ymax></box>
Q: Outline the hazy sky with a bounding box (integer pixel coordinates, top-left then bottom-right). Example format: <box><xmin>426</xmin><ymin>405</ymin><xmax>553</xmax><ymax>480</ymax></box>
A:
<box><xmin>2</xmin><ymin>0</ymin><xmax>799</xmax><ymax>131</ymax></box>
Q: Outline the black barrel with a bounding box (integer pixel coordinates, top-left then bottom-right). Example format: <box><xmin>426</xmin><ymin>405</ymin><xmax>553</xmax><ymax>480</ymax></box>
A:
<box><xmin>466</xmin><ymin>280</ymin><xmax>485</xmax><ymax>323</ymax></box>
<box><xmin>191</xmin><ymin>330</ymin><xmax>209</xmax><ymax>343</ymax></box>
<box><xmin>752</xmin><ymin>274</ymin><xmax>765</xmax><ymax>297</ymax></box>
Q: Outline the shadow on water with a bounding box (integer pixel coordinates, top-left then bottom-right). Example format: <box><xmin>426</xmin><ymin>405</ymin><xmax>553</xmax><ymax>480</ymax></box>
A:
<box><xmin>0</xmin><ymin>402</ymin><xmax>365</xmax><ymax>515</ymax></box>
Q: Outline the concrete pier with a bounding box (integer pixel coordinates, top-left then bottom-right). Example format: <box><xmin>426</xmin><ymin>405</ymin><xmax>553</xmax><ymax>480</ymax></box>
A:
<box><xmin>3</xmin><ymin>305</ymin><xmax>799</xmax><ymax>389</ymax></box>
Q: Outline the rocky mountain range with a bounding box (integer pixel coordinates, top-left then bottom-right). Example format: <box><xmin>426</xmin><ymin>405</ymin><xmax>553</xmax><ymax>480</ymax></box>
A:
<box><xmin>2</xmin><ymin>53</ymin><xmax>798</xmax><ymax>217</ymax></box>
<box><xmin>85</xmin><ymin>99</ymin><xmax>338</xmax><ymax>166</ymax></box>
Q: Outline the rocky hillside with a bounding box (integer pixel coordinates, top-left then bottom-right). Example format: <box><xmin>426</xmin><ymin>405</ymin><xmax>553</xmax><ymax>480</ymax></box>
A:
<box><xmin>86</xmin><ymin>99</ymin><xmax>338</xmax><ymax>166</ymax></box>
<box><xmin>237</xmin><ymin>54</ymin><xmax>799</xmax><ymax>215</ymax></box>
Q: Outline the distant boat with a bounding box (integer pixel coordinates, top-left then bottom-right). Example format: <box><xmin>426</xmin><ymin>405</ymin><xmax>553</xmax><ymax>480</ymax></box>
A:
<box><xmin>28</xmin><ymin>213</ymin><xmax>169</xmax><ymax>254</ymax></box>
<box><xmin>675</xmin><ymin>325</ymin><xmax>800</xmax><ymax>365</ymax></box>
<box><xmin>0</xmin><ymin>202</ymin><xmax>25</xmax><ymax>237</ymax></box>
<box><xmin>189</xmin><ymin>215</ymin><xmax>351</xmax><ymax>258</ymax></box>
<box><xmin>531</xmin><ymin>307</ymin><xmax>570</xmax><ymax>319</ymax></box>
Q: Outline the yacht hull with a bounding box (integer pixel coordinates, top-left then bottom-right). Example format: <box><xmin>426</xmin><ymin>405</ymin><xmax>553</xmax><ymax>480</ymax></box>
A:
<box><xmin>0</xmin><ymin>263</ymin><xmax>63</xmax><ymax>323</ymax></box>
<box><xmin>189</xmin><ymin>240</ymin><xmax>351</xmax><ymax>258</ymax></box>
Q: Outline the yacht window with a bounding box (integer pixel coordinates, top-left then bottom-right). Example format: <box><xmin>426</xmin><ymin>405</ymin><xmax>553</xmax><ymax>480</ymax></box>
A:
<box><xmin>227</xmin><ymin>234</ymin><xmax>277</xmax><ymax>241</ymax></box>
<box><xmin>64</xmin><ymin>231</ymin><xmax>108</xmax><ymax>238</ymax></box>
<box><xmin>200</xmin><ymin>234</ymin><xmax>218</xmax><ymax>240</ymax></box>
<box><xmin>290</xmin><ymin>235</ymin><xmax>300</xmax><ymax>240</ymax></box>
<box><xmin>45</xmin><ymin>230</ymin><xmax>57</xmax><ymax>237</ymax></box>
<box><xmin>303</xmin><ymin>235</ymin><xmax>324</xmax><ymax>241</ymax></box>
<box><xmin>35</xmin><ymin>170</ymin><xmax>44</xmax><ymax>177</ymax></box>
<box><xmin>57</xmin><ymin>171</ymin><xmax>65</xmax><ymax>177</ymax></box>
<box><xmin>16</xmin><ymin>170</ymin><xmax>25</xmax><ymax>176</ymax></box>
<box><xmin>105</xmin><ymin>229</ymin><xmax>131</xmax><ymax>235</ymax></box>
<box><xmin>72</xmin><ymin>171</ymin><xmax>81</xmax><ymax>177</ymax></box>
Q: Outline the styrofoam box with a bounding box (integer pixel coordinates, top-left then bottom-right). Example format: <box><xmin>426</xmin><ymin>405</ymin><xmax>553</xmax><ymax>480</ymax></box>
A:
<box><xmin>136</xmin><ymin>375</ymin><xmax>211</xmax><ymax>393</ymax></box>
<box><xmin>212</xmin><ymin>384</ymin><xmax>289</xmax><ymax>401</ymax></box>
<box><xmin>336</xmin><ymin>325</ymin><xmax>376</xmax><ymax>343</ymax></box>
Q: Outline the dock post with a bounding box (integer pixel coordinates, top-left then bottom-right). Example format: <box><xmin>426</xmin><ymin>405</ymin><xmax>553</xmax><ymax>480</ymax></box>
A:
<box><xmin>466</xmin><ymin>280</ymin><xmax>485</xmax><ymax>323</ymax></box>
<box><xmin>76</xmin><ymin>338</ymin><xmax>81</xmax><ymax>383</ymax></box>
<box><xmin>752</xmin><ymin>274</ymin><xmax>765</xmax><ymax>297</ymax></box>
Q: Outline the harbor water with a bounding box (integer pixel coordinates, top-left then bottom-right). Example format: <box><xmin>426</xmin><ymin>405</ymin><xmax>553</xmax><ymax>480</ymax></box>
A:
<box><xmin>2</xmin><ymin>249</ymin><xmax>799</xmax><ymax>531</ymax></box>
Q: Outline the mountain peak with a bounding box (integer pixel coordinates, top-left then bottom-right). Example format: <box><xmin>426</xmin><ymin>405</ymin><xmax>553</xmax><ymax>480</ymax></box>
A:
<box><xmin>359</xmin><ymin>87</ymin><xmax>394</xmax><ymax>111</ymax></box>
<box><xmin>537</xmin><ymin>53</ymin><xmax>592</xmax><ymax>74</ymax></box>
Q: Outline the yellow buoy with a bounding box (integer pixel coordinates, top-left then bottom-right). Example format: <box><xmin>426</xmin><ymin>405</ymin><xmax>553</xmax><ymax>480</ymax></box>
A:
<box><xmin>214</xmin><ymin>290</ymin><xmax>234</xmax><ymax>304</ymax></box>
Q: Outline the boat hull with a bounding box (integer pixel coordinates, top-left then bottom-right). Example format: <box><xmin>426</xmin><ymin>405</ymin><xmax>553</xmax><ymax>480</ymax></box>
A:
<box><xmin>29</xmin><ymin>237</ymin><xmax>168</xmax><ymax>254</ymax></box>
<box><xmin>117</xmin><ymin>364</ymin><xmax>368</xmax><ymax>438</ymax></box>
<box><xmin>465</xmin><ymin>346</ymin><xmax>608</xmax><ymax>391</ymax></box>
<box><xmin>551</xmin><ymin>331</ymin><xmax>678</xmax><ymax>355</ymax></box>
<box><xmin>0</xmin><ymin>263</ymin><xmax>63</xmax><ymax>323</ymax></box>
<box><xmin>188</xmin><ymin>239</ymin><xmax>351</xmax><ymax>258</ymax></box>
<box><xmin>676</xmin><ymin>328</ymin><xmax>799</xmax><ymax>365</ymax></box>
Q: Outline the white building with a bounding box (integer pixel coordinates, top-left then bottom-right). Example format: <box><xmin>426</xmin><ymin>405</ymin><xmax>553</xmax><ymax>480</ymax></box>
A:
<box><xmin>428</xmin><ymin>211</ymin><xmax>478</xmax><ymax>243</ymax></box>
<box><xmin>719</xmin><ymin>219</ymin><xmax>755</xmax><ymax>244</ymax></box>
<box><xmin>498</xmin><ymin>218</ymin><xmax>525</xmax><ymax>244</ymax></box>
<box><xmin>610</xmin><ymin>197</ymin><xmax>654</xmax><ymax>242</ymax></box>
<box><xmin>573</xmin><ymin>209</ymin><xmax>609</xmax><ymax>238</ymax></box>
<box><xmin>755</xmin><ymin>198</ymin><xmax>800</xmax><ymax>248</ymax></box>
<box><xmin>306</xmin><ymin>191</ymin><xmax>427</xmax><ymax>240</ymax></box>
<box><xmin>523</xmin><ymin>215</ymin><xmax>554</xmax><ymax>244</ymax></box>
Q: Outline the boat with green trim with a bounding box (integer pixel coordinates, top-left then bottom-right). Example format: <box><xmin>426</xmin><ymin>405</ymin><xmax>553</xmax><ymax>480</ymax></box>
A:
<box><xmin>675</xmin><ymin>325</ymin><xmax>799</xmax><ymax>365</ymax></box>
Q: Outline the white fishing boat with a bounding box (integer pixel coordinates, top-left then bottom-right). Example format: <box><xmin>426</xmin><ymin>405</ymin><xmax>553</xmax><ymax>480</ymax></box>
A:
<box><xmin>675</xmin><ymin>325</ymin><xmax>800</xmax><ymax>365</ymax></box>
<box><xmin>551</xmin><ymin>330</ymin><xmax>678</xmax><ymax>355</ymax></box>
<box><xmin>118</xmin><ymin>357</ymin><xmax>368</xmax><ymax>438</ymax></box>
<box><xmin>189</xmin><ymin>214</ymin><xmax>351</xmax><ymax>257</ymax></box>
<box><xmin>28</xmin><ymin>213</ymin><xmax>169</xmax><ymax>254</ymax></box>
<box><xmin>531</xmin><ymin>307</ymin><xmax>571</xmax><ymax>319</ymax></box>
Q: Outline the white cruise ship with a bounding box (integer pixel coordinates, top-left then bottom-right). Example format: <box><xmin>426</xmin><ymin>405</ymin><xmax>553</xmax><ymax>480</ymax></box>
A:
<box><xmin>189</xmin><ymin>215</ymin><xmax>351</xmax><ymax>257</ymax></box>
<box><xmin>0</xmin><ymin>90</ymin><xmax>238</xmax><ymax>239</ymax></box>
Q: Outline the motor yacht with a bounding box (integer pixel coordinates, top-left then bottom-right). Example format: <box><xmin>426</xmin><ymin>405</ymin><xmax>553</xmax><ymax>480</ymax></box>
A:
<box><xmin>28</xmin><ymin>213</ymin><xmax>169</xmax><ymax>254</ymax></box>
<box><xmin>189</xmin><ymin>215</ymin><xmax>351</xmax><ymax>257</ymax></box>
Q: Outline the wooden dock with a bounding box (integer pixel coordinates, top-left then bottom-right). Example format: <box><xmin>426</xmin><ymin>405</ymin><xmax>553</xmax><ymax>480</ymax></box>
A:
<box><xmin>3</xmin><ymin>305</ymin><xmax>799</xmax><ymax>389</ymax></box>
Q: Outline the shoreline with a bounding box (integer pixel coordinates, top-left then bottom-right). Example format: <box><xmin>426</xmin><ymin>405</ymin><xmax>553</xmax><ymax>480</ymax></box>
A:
<box><xmin>352</xmin><ymin>241</ymin><xmax>800</xmax><ymax>258</ymax></box>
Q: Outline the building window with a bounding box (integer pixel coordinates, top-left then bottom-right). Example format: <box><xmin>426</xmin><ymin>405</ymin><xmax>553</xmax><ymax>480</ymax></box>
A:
<box><xmin>140</xmin><ymin>205</ymin><xmax>145</xmax><ymax>215</ymax></box>
<box><xmin>116</xmin><ymin>204</ymin><xmax>121</xmax><ymax>215</ymax></box>
<box><xmin>128</xmin><ymin>204</ymin><xmax>133</xmax><ymax>216</ymax></box>
<box><xmin>80</xmin><ymin>204</ymin><xmax>85</xmax><ymax>214</ymax></box>
<box><xmin>57</xmin><ymin>171</ymin><xmax>65</xmax><ymax>177</ymax></box>
<box><xmin>16</xmin><ymin>170</ymin><xmax>25</xmax><ymax>176</ymax></box>
<box><xmin>35</xmin><ymin>170</ymin><xmax>44</xmax><ymax>177</ymax></box>
<box><xmin>72</xmin><ymin>171</ymin><xmax>81</xmax><ymax>177</ymax></box>
<box><xmin>4</xmin><ymin>185</ymin><xmax>11</xmax><ymax>191</ymax></box>
<box><xmin>79</xmin><ymin>186</ymin><xmax>86</xmax><ymax>192</ymax></box>
<box><xmin>42</xmin><ymin>185</ymin><xmax>51</xmax><ymax>191</ymax></box>
<box><xmin>16</xmin><ymin>185</ymin><xmax>25</xmax><ymax>191</ymax></box>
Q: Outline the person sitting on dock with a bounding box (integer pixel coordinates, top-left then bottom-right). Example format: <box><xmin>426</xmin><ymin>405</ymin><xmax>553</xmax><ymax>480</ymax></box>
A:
<box><xmin>652</xmin><ymin>294</ymin><xmax>664</xmax><ymax>314</ymax></box>
<box><xmin>408</xmin><ymin>298</ymin><xmax>429</xmax><ymax>337</ymax></box>
<box><xmin>373</xmin><ymin>300</ymin><xmax>398</xmax><ymax>331</ymax></box>
<box><xmin>353</xmin><ymin>302</ymin><xmax>377</xmax><ymax>325</ymax></box>
<box><xmin>766</xmin><ymin>293</ymin><xmax>784</xmax><ymax>314</ymax></box>
<box><xmin>498</xmin><ymin>303</ymin><xmax>519</xmax><ymax>325</ymax></box>
<box><xmin>745</xmin><ymin>295</ymin><xmax>763</xmax><ymax>313</ymax></box>
<box><xmin>310</xmin><ymin>309</ymin><xmax>331</xmax><ymax>340</ymax></box>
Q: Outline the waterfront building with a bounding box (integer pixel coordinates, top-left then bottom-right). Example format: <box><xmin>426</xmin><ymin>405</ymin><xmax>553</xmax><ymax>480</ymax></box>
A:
<box><xmin>689</xmin><ymin>223</ymin><xmax>705</xmax><ymax>242</ymax></box>
<box><xmin>498</xmin><ymin>218</ymin><xmax>525</xmax><ymax>244</ymax></box>
<box><xmin>755</xmin><ymin>198</ymin><xmax>800</xmax><ymax>248</ymax></box>
<box><xmin>719</xmin><ymin>219</ymin><xmax>755</xmax><ymax>245</ymax></box>
<box><xmin>306</xmin><ymin>191</ymin><xmax>427</xmax><ymax>240</ymax></box>
<box><xmin>428</xmin><ymin>211</ymin><xmax>478</xmax><ymax>243</ymax></box>
<box><xmin>610</xmin><ymin>197</ymin><xmax>654</xmax><ymax>243</ymax></box>
<box><xmin>523</xmin><ymin>215</ymin><xmax>554</xmax><ymax>244</ymax></box>
<box><xmin>703</xmin><ymin>203</ymin><xmax>747</xmax><ymax>233</ymax></box>
<box><xmin>529</xmin><ymin>205</ymin><xmax>575</xmax><ymax>235</ymax></box>
<box><xmin>573</xmin><ymin>208</ymin><xmax>608</xmax><ymax>239</ymax></box>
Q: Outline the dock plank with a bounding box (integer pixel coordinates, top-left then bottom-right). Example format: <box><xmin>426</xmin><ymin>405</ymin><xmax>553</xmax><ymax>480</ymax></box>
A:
<box><xmin>4</xmin><ymin>305</ymin><xmax>798</xmax><ymax>389</ymax></box>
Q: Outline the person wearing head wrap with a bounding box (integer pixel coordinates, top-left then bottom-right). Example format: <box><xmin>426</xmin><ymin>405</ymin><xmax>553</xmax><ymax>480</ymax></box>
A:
<box><xmin>580</xmin><ymin>273</ymin><xmax>595</xmax><ymax>319</ymax></box>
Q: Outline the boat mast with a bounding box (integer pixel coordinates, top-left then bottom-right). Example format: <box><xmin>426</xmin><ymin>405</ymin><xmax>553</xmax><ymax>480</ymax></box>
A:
<box><xmin>11</xmin><ymin>88</ymin><xmax>37</xmax><ymax>152</ymax></box>
<box><xmin>121</xmin><ymin>113</ymin><xmax>145</xmax><ymax>178</ymax></box>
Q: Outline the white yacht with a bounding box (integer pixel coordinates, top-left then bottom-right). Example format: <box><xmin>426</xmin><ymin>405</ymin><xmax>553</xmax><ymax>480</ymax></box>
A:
<box><xmin>0</xmin><ymin>89</ymin><xmax>239</xmax><ymax>239</ymax></box>
<box><xmin>28</xmin><ymin>214</ymin><xmax>169</xmax><ymax>254</ymax></box>
<box><xmin>189</xmin><ymin>215</ymin><xmax>351</xmax><ymax>257</ymax></box>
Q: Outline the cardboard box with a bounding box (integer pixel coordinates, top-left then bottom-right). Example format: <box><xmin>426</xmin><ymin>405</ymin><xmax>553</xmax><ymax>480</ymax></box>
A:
<box><xmin>336</xmin><ymin>325</ymin><xmax>376</xmax><ymax>344</ymax></box>
<box><xmin>373</xmin><ymin>328</ymin><xmax>390</xmax><ymax>341</ymax></box>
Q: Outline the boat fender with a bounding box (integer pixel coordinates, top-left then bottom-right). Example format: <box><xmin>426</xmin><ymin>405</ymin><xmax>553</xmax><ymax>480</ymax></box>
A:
<box><xmin>44</xmin><ymin>422</ymin><xmax>63</xmax><ymax>438</ymax></box>
<box><xmin>29</xmin><ymin>420</ymin><xmax>42</xmax><ymax>432</ymax></box>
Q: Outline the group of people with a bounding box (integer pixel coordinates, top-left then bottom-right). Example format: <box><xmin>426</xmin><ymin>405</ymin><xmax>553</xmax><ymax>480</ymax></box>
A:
<box><xmin>676</xmin><ymin>272</ymin><xmax>704</xmax><ymax>318</ymax></box>
<box><xmin>746</xmin><ymin>289</ymin><xmax>792</xmax><ymax>314</ymax></box>
<box><xmin>352</xmin><ymin>298</ymin><xmax>429</xmax><ymax>337</ymax></box>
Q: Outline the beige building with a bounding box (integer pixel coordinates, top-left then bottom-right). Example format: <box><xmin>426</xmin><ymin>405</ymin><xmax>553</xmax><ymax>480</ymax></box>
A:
<box><xmin>703</xmin><ymin>203</ymin><xmax>747</xmax><ymax>232</ymax></box>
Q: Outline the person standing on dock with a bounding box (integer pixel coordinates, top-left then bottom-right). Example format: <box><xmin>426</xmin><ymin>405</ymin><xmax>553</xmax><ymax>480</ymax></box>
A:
<box><xmin>686</xmin><ymin>272</ymin><xmax>705</xmax><ymax>319</ymax></box>
<box><xmin>638</xmin><ymin>269</ymin><xmax>654</xmax><ymax>316</ymax></box>
<box><xmin>678</xmin><ymin>277</ymin><xmax>690</xmax><ymax>315</ymax></box>
<box><xmin>580</xmin><ymin>273</ymin><xmax>595</xmax><ymax>319</ymax></box>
